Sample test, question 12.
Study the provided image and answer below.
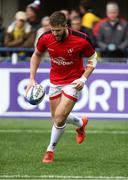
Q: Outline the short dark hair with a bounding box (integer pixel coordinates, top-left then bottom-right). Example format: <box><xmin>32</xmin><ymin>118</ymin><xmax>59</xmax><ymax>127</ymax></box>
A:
<box><xmin>50</xmin><ymin>11</ymin><xmax>67</xmax><ymax>26</ymax></box>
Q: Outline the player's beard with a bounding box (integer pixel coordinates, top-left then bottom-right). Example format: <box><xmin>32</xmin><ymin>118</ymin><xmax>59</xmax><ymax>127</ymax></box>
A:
<box><xmin>55</xmin><ymin>30</ymin><xmax>67</xmax><ymax>42</ymax></box>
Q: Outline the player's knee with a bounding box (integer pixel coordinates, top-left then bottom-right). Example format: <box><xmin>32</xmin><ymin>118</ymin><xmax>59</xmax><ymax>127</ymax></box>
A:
<box><xmin>54</xmin><ymin>122</ymin><xmax>66</xmax><ymax>129</ymax></box>
<box><xmin>54</xmin><ymin>112</ymin><xmax>67</xmax><ymax>127</ymax></box>
<box><xmin>55</xmin><ymin>121</ymin><xmax>65</xmax><ymax>127</ymax></box>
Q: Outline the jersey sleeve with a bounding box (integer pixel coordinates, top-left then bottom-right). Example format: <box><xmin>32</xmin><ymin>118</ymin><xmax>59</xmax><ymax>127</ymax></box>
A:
<box><xmin>36</xmin><ymin>34</ymin><xmax>47</xmax><ymax>53</ymax></box>
<box><xmin>83</xmin><ymin>36</ymin><xmax>95</xmax><ymax>57</ymax></box>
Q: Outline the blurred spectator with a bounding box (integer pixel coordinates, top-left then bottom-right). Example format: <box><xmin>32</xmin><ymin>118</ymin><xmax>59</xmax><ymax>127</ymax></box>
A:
<box><xmin>92</xmin><ymin>17</ymin><xmax>108</xmax><ymax>38</ymax></box>
<box><xmin>35</xmin><ymin>16</ymin><xmax>50</xmax><ymax>61</ymax></box>
<box><xmin>4</xmin><ymin>11</ymin><xmax>35</xmax><ymax>48</ymax></box>
<box><xmin>71</xmin><ymin>16</ymin><xmax>95</xmax><ymax>45</ymax></box>
<box><xmin>26</xmin><ymin>0</ymin><xmax>41</xmax><ymax>31</ymax></box>
<box><xmin>0</xmin><ymin>16</ymin><xmax>5</xmax><ymax>47</ymax></box>
<box><xmin>69</xmin><ymin>10</ymin><xmax>80</xmax><ymax>21</ymax></box>
<box><xmin>71</xmin><ymin>16</ymin><xmax>86</xmax><ymax>33</ymax></box>
<box><xmin>96</xmin><ymin>2</ymin><xmax>128</xmax><ymax>59</ymax></box>
<box><xmin>79</xmin><ymin>0</ymin><xmax>100</xmax><ymax>29</ymax></box>
<box><xmin>35</xmin><ymin>16</ymin><xmax>50</xmax><ymax>44</ymax></box>
<box><xmin>36</xmin><ymin>16</ymin><xmax>50</xmax><ymax>36</ymax></box>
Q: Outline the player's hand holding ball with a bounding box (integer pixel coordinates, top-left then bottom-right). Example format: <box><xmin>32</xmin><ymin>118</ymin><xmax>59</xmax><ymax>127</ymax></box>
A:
<box><xmin>25</xmin><ymin>79</ymin><xmax>45</xmax><ymax>105</ymax></box>
<box><xmin>25</xmin><ymin>79</ymin><xmax>37</xmax><ymax>95</ymax></box>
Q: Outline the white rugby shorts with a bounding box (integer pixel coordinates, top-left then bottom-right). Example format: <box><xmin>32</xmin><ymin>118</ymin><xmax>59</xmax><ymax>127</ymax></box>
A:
<box><xmin>49</xmin><ymin>83</ymin><xmax>81</xmax><ymax>102</ymax></box>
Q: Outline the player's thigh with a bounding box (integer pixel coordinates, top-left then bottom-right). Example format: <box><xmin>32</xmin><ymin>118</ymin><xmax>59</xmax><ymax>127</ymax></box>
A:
<box><xmin>49</xmin><ymin>83</ymin><xmax>62</xmax><ymax>118</ymax></box>
<box><xmin>54</xmin><ymin>94</ymin><xmax>76</xmax><ymax>122</ymax></box>
<box><xmin>50</xmin><ymin>97</ymin><xmax>61</xmax><ymax>118</ymax></box>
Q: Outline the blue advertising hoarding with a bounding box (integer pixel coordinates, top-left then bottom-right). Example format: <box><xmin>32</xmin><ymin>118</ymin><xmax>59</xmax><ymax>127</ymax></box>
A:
<box><xmin>0</xmin><ymin>63</ymin><xmax>128</xmax><ymax>119</ymax></box>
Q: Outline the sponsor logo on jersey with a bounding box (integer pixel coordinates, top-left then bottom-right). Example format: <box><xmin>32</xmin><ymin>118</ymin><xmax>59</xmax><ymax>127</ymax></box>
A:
<box><xmin>52</xmin><ymin>57</ymin><xmax>73</xmax><ymax>66</ymax></box>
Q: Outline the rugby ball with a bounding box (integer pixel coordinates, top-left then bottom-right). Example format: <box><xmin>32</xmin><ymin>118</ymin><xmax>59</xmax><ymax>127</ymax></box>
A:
<box><xmin>26</xmin><ymin>84</ymin><xmax>45</xmax><ymax>105</ymax></box>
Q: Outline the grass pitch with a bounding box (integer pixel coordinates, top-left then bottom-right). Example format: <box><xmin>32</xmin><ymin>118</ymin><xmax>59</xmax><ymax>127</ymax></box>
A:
<box><xmin>0</xmin><ymin>119</ymin><xmax>128</xmax><ymax>179</ymax></box>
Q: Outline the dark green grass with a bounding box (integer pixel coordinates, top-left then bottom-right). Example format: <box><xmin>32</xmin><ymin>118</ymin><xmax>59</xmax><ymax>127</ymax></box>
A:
<box><xmin>0</xmin><ymin>119</ymin><xmax>128</xmax><ymax>179</ymax></box>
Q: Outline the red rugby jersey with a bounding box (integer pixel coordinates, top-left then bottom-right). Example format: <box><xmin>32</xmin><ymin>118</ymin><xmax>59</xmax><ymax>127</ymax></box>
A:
<box><xmin>36</xmin><ymin>29</ymin><xmax>95</xmax><ymax>84</ymax></box>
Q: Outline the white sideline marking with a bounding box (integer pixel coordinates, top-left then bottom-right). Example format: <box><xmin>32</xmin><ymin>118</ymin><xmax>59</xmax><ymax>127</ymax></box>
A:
<box><xmin>0</xmin><ymin>129</ymin><xmax>128</xmax><ymax>134</ymax></box>
<box><xmin>1</xmin><ymin>112</ymin><xmax>128</xmax><ymax>118</ymax></box>
<box><xmin>0</xmin><ymin>175</ymin><xmax>127</xmax><ymax>179</ymax></box>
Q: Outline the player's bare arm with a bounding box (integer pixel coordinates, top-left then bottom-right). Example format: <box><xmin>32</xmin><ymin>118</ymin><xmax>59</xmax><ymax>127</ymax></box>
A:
<box><xmin>25</xmin><ymin>49</ymin><xmax>42</xmax><ymax>94</ymax></box>
<box><xmin>73</xmin><ymin>52</ymin><xmax>97</xmax><ymax>90</ymax></box>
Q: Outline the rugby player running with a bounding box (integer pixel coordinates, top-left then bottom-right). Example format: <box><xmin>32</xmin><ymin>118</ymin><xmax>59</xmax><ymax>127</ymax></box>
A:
<box><xmin>26</xmin><ymin>11</ymin><xmax>97</xmax><ymax>163</ymax></box>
